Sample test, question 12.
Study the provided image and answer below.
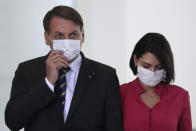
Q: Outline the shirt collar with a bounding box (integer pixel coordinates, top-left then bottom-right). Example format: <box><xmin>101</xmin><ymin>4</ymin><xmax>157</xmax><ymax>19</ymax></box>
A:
<box><xmin>69</xmin><ymin>54</ymin><xmax>82</xmax><ymax>71</ymax></box>
<box><xmin>134</xmin><ymin>77</ymin><xmax>164</xmax><ymax>97</ymax></box>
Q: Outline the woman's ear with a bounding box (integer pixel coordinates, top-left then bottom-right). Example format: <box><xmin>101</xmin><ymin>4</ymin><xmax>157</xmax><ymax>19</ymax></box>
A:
<box><xmin>133</xmin><ymin>54</ymin><xmax>138</xmax><ymax>67</ymax></box>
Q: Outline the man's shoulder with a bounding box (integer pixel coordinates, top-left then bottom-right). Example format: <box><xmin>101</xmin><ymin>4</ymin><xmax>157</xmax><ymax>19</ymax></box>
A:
<box><xmin>18</xmin><ymin>55</ymin><xmax>46</xmax><ymax>69</ymax></box>
<box><xmin>85</xmin><ymin>57</ymin><xmax>116</xmax><ymax>73</ymax></box>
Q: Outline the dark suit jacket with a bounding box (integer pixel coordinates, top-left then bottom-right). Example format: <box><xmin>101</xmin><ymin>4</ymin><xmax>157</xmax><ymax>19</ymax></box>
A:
<box><xmin>5</xmin><ymin>53</ymin><xmax>123</xmax><ymax>131</ymax></box>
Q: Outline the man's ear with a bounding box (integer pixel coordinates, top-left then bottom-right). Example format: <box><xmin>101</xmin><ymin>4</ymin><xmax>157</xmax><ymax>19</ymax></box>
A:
<box><xmin>44</xmin><ymin>32</ymin><xmax>50</xmax><ymax>46</ymax></box>
<box><xmin>133</xmin><ymin>54</ymin><xmax>138</xmax><ymax>67</ymax></box>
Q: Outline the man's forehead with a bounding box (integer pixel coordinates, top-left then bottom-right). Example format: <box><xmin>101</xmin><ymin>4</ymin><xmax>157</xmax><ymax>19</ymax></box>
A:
<box><xmin>49</xmin><ymin>17</ymin><xmax>80</xmax><ymax>33</ymax></box>
<box><xmin>50</xmin><ymin>16</ymin><xmax>79</xmax><ymax>26</ymax></box>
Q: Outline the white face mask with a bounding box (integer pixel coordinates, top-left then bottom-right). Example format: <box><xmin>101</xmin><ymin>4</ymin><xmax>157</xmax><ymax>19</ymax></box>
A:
<box><xmin>137</xmin><ymin>65</ymin><xmax>166</xmax><ymax>87</ymax></box>
<box><xmin>53</xmin><ymin>39</ymin><xmax>81</xmax><ymax>61</ymax></box>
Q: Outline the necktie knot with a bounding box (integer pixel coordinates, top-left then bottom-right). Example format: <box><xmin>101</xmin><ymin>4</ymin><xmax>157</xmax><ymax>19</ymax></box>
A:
<box><xmin>58</xmin><ymin>67</ymin><xmax>70</xmax><ymax>80</ymax></box>
<box><xmin>59</xmin><ymin>67</ymin><xmax>70</xmax><ymax>74</ymax></box>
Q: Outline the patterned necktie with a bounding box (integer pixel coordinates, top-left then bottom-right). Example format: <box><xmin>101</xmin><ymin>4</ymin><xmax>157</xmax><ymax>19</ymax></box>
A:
<box><xmin>57</xmin><ymin>67</ymin><xmax>69</xmax><ymax>111</ymax></box>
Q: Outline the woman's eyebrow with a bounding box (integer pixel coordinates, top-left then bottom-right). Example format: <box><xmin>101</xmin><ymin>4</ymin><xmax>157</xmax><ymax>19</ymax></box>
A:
<box><xmin>141</xmin><ymin>62</ymin><xmax>151</xmax><ymax>65</ymax></box>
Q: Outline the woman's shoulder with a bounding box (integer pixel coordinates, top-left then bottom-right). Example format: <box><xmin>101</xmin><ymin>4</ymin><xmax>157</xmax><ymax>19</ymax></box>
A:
<box><xmin>165</xmin><ymin>84</ymin><xmax>190</xmax><ymax>115</ymax></box>
<box><xmin>164</xmin><ymin>84</ymin><xmax>189</xmax><ymax>97</ymax></box>
<box><xmin>120</xmin><ymin>82</ymin><xmax>131</xmax><ymax>94</ymax></box>
<box><xmin>120</xmin><ymin>82</ymin><xmax>131</xmax><ymax>88</ymax></box>
<box><xmin>119</xmin><ymin>82</ymin><xmax>132</xmax><ymax>102</ymax></box>
<box><xmin>120</xmin><ymin>79</ymin><xmax>137</xmax><ymax>95</ymax></box>
<box><xmin>120</xmin><ymin>80</ymin><xmax>136</xmax><ymax>89</ymax></box>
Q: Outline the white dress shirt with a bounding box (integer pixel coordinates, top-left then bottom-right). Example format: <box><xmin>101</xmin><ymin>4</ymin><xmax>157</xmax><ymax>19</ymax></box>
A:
<box><xmin>45</xmin><ymin>55</ymin><xmax>82</xmax><ymax>122</ymax></box>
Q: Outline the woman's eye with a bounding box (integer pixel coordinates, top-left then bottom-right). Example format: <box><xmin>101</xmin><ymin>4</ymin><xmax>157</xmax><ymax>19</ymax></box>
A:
<box><xmin>157</xmin><ymin>66</ymin><xmax>163</xmax><ymax>70</ymax></box>
<box><xmin>143</xmin><ymin>66</ymin><xmax>150</xmax><ymax>69</ymax></box>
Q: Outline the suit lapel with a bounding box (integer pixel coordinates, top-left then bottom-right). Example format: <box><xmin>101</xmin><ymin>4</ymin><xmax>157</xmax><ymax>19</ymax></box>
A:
<box><xmin>65</xmin><ymin>53</ymin><xmax>97</xmax><ymax>123</ymax></box>
<box><xmin>42</xmin><ymin>52</ymin><xmax>96</xmax><ymax>124</ymax></box>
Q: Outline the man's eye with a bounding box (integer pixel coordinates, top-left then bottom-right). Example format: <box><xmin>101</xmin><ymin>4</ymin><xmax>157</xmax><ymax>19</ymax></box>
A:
<box><xmin>55</xmin><ymin>34</ymin><xmax>64</xmax><ymax>39</ymax></box>
<box><xmin>70</xmin><ymin>34</ymin><xmax>76</xmax><ymax>37</ymax></box>
<box><xmin>70</xmin><ymin>33</ymin><xmax>79</xmax><ymax>38</ymax></box>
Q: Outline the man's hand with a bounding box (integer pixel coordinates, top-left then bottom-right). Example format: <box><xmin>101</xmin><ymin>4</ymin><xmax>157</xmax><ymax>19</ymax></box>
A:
<box><xmin>46</xmin><ymin>51</ymin><xmax>69</xmax><ymax>86</ymax></box>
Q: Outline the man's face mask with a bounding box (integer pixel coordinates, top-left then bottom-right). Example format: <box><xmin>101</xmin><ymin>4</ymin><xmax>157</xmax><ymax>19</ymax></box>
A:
<box><xmin>53</xmin><ymin>39</ymin><xmax>81</xmax><ymax>61</ymax></box>
<box><xmin>137</xmin><ymin>65</ymin><xmax>166</xmax><ymax>87</ymax></box>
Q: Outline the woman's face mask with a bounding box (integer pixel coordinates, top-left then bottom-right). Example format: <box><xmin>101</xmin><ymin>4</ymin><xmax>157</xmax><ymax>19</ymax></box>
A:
<box><xmin>137</xmin><ymin>65</ymin><xmax>166</xmax><ymax>87</ymax></box>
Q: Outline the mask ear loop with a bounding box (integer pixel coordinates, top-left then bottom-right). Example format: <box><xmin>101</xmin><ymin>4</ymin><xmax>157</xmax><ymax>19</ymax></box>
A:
<box><xmin>162</xmin><ymin>70</ymin><xmax>167</xmax><ymax>82</ymax></box>
<box><xmin>135</xmin><ymin>64</ymin><xmax>138</xmax><ymax>76</ymax></box>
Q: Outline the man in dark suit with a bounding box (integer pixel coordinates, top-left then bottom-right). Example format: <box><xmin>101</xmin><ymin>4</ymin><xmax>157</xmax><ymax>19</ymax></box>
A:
<box><xmin>5</xmin><ymin>6</ymin><xmax>123</xmax><ymax>131</ymax></box>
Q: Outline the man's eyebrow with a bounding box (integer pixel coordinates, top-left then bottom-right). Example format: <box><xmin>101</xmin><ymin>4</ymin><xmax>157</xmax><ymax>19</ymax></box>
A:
<box><xmin>70</xmin><ymin>30</ymin><xmax>80</xmax><ymax>33</ymax></box>
<box><xmin>54</xmin><ymin>31</ymin><xmax>64</xmax><ymax>34</ymax></box>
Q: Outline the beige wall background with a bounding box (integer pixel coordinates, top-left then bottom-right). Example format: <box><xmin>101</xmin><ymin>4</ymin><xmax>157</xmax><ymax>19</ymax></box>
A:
<box><xmin>0</xmin><ymin>0</ymin><xmax>195</xmax><ymax>130</ymax></box>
